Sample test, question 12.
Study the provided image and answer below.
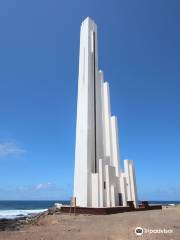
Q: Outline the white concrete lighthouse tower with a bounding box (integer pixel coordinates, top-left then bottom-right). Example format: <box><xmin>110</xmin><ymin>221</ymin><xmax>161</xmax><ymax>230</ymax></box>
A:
<box><xmin>74</xmin><ymin>17</ymin><xmax>138</xmax><ymax>208</ymax></box>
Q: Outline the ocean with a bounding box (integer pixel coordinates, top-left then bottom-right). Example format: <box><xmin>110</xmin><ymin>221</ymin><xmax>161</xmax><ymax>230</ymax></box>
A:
<box><xmin>0</xmin><ymin>200</ymin><xmax>179</xmax><ymax>219</ymax></box>
<box><xmin>0</xmin><ymin>200</ymin><xmax>70</xmax><ymax>219</ymax></box>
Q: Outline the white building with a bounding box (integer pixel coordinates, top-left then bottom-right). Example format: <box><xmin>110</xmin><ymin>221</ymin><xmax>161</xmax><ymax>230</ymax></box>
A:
<box><xmin>74</xmin><ymin>17</ymin><xmax>138</xmax><ymax>208</ymax></box>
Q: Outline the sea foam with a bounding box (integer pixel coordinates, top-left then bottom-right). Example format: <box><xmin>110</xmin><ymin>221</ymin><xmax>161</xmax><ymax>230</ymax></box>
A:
<box><xmin>0</xmin><ymin>209</ymin><xmax>47</xmax><ymax>219</ymax></box>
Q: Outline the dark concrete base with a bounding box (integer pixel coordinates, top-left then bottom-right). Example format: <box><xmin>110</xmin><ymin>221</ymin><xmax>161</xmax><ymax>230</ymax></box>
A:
<box><xmin>61</xmin><ymin>204</ymin><xmax>162</xmax><ymax>215</ymax></box>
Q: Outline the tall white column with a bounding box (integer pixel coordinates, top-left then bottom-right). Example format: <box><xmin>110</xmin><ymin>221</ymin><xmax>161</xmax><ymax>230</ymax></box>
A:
<box><xmin>95</xmin><ymin>71</ymin><xmax>104</xmax><ymax>168</ymax></box>
<box><xmin>74</xmin><ymin>17</ymin><xmax>138</xmax><ymax>208</ymax></box>
<box><xmin>74</xmin><ymin>17</ymin><xmax>98</xmax><ymax>207</ymax></box>
<box><xmin>111</xmin><ymin>116</ymin><xmax>121</xmax><ymax>176</ymax></box>
<box><xmin>102</xmin><ymin>82</ymin><xmax>113</xmax><ymax>165</ymax></box>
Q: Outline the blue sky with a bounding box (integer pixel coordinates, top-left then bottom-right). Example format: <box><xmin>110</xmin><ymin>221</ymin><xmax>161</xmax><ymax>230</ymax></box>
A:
<box><xmin>0</xmin><ymin>0</ymin><xmax>179</xmax><ymax>201</ymax></box>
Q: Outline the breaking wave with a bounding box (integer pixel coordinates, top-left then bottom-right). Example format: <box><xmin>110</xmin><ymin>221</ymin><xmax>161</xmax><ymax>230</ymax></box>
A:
<box><xmin>0</xmin><ymin>209</ymin><xmax>47</xmax><ymax>219</ymax></box>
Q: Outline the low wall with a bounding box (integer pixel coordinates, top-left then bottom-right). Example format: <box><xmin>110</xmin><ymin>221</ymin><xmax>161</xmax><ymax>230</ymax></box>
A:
<box><xmin>61</xmin><ymin>204</ymin><xmax>162</xmax><ymax>215</ymax></box>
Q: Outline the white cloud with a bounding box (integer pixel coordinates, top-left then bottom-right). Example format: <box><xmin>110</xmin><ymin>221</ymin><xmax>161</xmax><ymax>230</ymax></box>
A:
<box><xmin>35</xmin><ymin>183</ymin><xmax>52</xmax><ymax>190</ymax></box>
<box><xmin>0</xmin><ymin>142</ymin><xmax>26</xmax><ymax>158</ymax></box>
<box><xmin>17</xmin><ymin>183</ymin><xmax>55</xmax><ymax>192</ymax></box>
<box><xmin>0</xmin><ymin>183</ymin><xmax>71</xmax><ymax>200</ymax></box>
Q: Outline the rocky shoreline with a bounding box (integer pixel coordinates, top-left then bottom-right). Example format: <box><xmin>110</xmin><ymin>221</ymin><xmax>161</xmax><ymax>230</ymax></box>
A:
<box><xmin>0</xmin><ymin>206</ymin><xmax>61</xmax><ymax>231</ymax></box>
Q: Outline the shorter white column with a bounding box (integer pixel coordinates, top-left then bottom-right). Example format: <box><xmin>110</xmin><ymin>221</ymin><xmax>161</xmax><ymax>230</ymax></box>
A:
<box><xmin>120</xmin><ymin>174</ymin><xmax>128</xmax><ymax>206</ymax></box>
<box><xmin>124</xmin><ymin>159</ymin><xmax>132</xmax><ymax>201</ymax></box>
<box><xmin>105</xmin><ymin>165</ymin><xmax>110</xmax><ymax>207</ymax></box>
<box><xmin>124</xmin><ymin>160</ymin><xmax>138</xmax><ymax>208</ymax></box>
<box><xmin>129</xmin><ymin>161</ymin><xmax>138</xmax><ymax>208</ymax></box>
<box><xmin>98</xmin><ymin>159</ymin><xmax>104</xmax><ymax>207</ymax></box>
<box><xmin>115</xmin><ymin>177</ymin><xmax>120</xmax><ymax>206</ymax></box>
<box><xmin>91</xmin><ymin>173</ymin><xmax>99</xmax><ymax>207</ymax></box>
<box><xmin>110</xmin><ymin>185</ymin><xmax>115</xmax><ymax>207</ymax></box>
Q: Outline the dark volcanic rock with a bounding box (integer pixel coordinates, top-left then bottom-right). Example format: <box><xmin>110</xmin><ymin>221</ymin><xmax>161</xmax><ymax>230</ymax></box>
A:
<box><xmin>0</xmin><ymin>211</ymin><xmax>48</xmax><ymax>231</ymax></box>
<box><xmin>0</xmin><ymin>217</ymin><xmax>25</xmax><ymax>231</ymax></box>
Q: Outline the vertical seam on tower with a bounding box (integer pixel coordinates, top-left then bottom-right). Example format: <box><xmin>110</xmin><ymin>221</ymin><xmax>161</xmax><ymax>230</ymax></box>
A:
<box><xmin>93</xmin><ymin>31</ymin><xmax>97</xmax><ymax>173</ymax></box>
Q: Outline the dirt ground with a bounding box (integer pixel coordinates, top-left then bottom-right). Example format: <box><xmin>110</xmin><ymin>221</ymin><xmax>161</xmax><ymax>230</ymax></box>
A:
<box><xmin>0</xmin><ymin>205</ymin><xmax>180</xmax><ymax>240</ymax></box>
